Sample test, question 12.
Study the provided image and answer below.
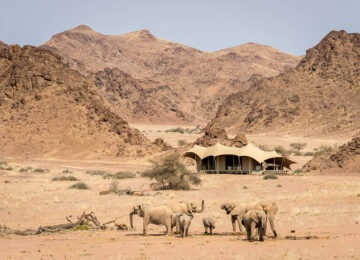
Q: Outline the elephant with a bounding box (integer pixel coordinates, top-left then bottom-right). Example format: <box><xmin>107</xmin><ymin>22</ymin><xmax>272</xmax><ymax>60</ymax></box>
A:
<box><xmin>171</xmin><ymin>200</ymin><xmax>205</xmax><ymax>214</ymax></box>
<box><xmin>242</xmin><ymin>210</ymin><xmax>267</xmax><ymax>242</ymax></box>
<box><xmin>246</xmin><ymin>201</ymin><xmax>278</xmax><ymax>238</ymax></box>
<box><xmin>202</xmin><ymin>216</ymin><xmax>215</xmax><ymax>235</ymax></box>
<box><xmin>171</xmin><ymin>200</ymin><xmax>204</xmax><ymax>233</ymax></box>
<box><xmin>129</xmin><ymin>204</ymin><xmax>173</xmax><ymax>236</ymax></box>
<box><xmin>177</xmin><ymin>213</ymin><xmax>194</xmax><ymax>238</ymax></box>
<box><xmin>221</xmin><ymin>203</ymin><xmax>246</xmax><ymax>233</ymax></box>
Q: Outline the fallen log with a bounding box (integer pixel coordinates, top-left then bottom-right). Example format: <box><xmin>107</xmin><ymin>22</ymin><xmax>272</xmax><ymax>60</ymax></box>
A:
<box><xmin>0</xmin><ymin>212</ymin><xmax>128</xmax><ymax>236</ymax></box>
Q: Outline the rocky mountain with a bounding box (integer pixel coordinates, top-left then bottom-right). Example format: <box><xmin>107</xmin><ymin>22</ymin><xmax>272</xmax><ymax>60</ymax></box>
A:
<box><xmin>303</xmin><ymin>136</ymin><xmax>360</xmax><ymax>174</ymax></box>
<box><xmin>0</xmin><ymin>45</ymin><xmax>165</xmax><ymax>159</ymax></box>
<box><xmin>208</xmin><ymin>30</ymin><xmax>360</xmax><ymax>136</ymax></box>
<box><xmin>0</xmin><ymin>41</ymin><xmax>7</xmax><ymax>49</ymax></box>
<box><xmin>40</xmin><ymin>25</ymin><xmax>301</xmax><ymax>123</ymax></box>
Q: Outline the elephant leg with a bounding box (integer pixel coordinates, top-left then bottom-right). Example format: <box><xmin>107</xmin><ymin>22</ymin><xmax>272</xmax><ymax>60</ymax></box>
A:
<box><xmin>185</xmin><ymin>222</ymin><xmax>190</xmax><ymax>237</ymax></box>
<box><xmin>176</xmin><ymin>221</ymin><xmax>180</xmax><ymax>234</ymax></box>
<box><xmin>166</xmin><ymin>218</ymin><xmax>173</xmax><ymax>236</ymax></box>
<box><xmin>269</xmin><ymin>216</ymin><xmax>277</xmax><ymax>238</ymax></box>
<box><xmin>246</xmin><ymin>226</ymin><xmax>251</xmax><ymax>241</ymax></box>
<box><xmin>259</xmin><ymin>226</ymin><xmax>264</xmax><ymax>241</ymax></box>
<box><xmin>204</xmin><ymin>225</ymin><xmax>208</xmax><ymax>234</ymax></box>
<box><xmin>231</xmin><ymin>216</ymin><xmax>237</xmax><ymax>233</ymax></box>
<box><xmin>250</xmin><ymin>222</ymin><xmax>256</xmax><ymax>241</ymax></box>
<box><xmin>143</xmin><ymin>217</ymin><xmax>149</xmax><ymax>236</ymax></box>
<box><xmin>210</xmin><ymin>227</ymin><xmax>213</xmax><ymax>235</ymax></box>
<box><xmin>236</xmin><ymin>216</ymin><xmax>244</xmax><ymax>233</ymax></box>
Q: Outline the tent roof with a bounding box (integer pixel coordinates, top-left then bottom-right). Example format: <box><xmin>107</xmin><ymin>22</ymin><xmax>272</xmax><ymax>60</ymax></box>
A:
<box><xmin>184</xmin><ymin>143</ymin><xmax>296</xmax><ymax>169</ymax></box>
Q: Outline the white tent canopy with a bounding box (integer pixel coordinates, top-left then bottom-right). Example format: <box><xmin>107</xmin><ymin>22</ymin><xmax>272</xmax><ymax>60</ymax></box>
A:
<box><xmin>184</xmin><ymin>142</ymin><xmax>296</xmax><ymax>170</ymax></box>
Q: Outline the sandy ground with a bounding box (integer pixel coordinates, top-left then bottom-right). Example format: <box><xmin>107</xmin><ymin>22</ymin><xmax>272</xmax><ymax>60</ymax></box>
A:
<box><xmin>0</xmin><ymin>128</ymin><xmax>358</xmax><ymax>259</ymax></box>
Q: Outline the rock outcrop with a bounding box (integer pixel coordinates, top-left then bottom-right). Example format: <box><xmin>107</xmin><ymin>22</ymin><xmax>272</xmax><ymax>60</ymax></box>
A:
<box><xmin>194</xmin><ymin>128</ymin><xmax>247</xmax><ymax>147</ymax></box>
<box><xmin>0</xmin><ymin>45</ymin><xmax>160</xmax><ymax>159</ymax></box>
<box><xmin>303</xmin><ymin>136</ymin><xmax>360</xmax><ymax>174</ymax></box>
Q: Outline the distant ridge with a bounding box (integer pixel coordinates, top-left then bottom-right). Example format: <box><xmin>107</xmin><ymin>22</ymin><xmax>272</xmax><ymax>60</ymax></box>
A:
<box><xmin>40</xmin><ymin>25</ymin><xmax>301</xmax><ymax>124</ymax></box>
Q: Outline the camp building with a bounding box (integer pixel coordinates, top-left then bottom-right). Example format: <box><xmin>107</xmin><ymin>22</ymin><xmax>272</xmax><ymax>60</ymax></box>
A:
<box><xmin>184</xmin><ymin>143</ymin><xmax>295</xmax><ymax>174</ymax></box>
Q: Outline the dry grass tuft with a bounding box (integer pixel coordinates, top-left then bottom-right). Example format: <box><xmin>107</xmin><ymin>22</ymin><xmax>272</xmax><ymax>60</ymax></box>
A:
<box><xmin>69</xmin><ymin>182</ymin><xmax>89</xmax><ymax>190</ymax></box>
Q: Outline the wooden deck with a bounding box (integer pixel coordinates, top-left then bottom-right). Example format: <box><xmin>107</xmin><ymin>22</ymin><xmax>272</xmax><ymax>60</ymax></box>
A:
<box><xmin>199</xmin><ymin>170</ymin><xmax>290</xmax><ymax>175</ymax></box>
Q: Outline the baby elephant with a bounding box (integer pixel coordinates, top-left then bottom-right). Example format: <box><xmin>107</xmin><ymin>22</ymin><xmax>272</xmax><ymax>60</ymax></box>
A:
<box><xmin>202</xmin><ymin>216</ymin><xmax>215</xmax><ymax>235</ymax></box>
<box><xmin>177</xmin><ymin>213</ymin><xmax>194</xmax><ymax>238</ymax></box>
<box><xmin>242</xmin><ymin>210</ymin><xmax>267</xmax><ymax>242</ymax></box>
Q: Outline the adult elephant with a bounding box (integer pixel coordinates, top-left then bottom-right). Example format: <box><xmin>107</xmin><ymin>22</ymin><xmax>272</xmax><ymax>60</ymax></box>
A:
<box><xmin>220</xmin><ymin>203</ymin><xmax>246</xmax><ymax>233</ymax></box>
<box><xmin>246</xmin><ymin>201</ymin><xmax>278</xmax><ymax>238</ymax></box>
<box><xmin>242</xmin><ymin>210</ymin><xmax>267</xmax><ymax>242</ymax></box>
<box><xmin>129</xmin><ymin>204</ymin><xmax>173</xmax><ymax>236</ymax></box>
<box><xmin>171</xmin><ymin>200</ymin><xmax>204</xmax><ymax>233</ymax></box>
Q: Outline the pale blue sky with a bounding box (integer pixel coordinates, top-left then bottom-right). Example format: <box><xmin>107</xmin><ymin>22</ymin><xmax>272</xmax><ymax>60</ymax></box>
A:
<box><xmin>0</xmin><ymin>0</ymin><xmax>359</xmax><ymax>55</ymax></box>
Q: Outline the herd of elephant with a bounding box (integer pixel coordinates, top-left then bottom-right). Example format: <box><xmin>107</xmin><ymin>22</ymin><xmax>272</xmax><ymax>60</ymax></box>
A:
<box><xmin>129</xmin><ymin>200</ymin><xmax>278</xmax><ymax>242</ymax></box>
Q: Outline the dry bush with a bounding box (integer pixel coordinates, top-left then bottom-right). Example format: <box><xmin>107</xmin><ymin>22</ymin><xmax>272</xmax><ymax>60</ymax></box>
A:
<box><xmin>62</xmin><ymin>169</ymin><xmax>73</xmax><ymax>174</ymax></box>
<box><xmin>275</xmin><ymin>145</ymin><xmax>292</xmax><ymax>156</ymax></box>
<box><xmin>52</xmin><ymin>176</ymin><xmax>78</xmax><ymax>181</ymax></box>
<box><xmin>142</xmin><ymin>153</ymin><xmax>201</xmax><ymax>190</ymax></box>
<box><xmin>314</xmin><ymin>145</ymin><xmax>335</xmax><ymax>157</ymax></box>
<box><xmin>85</xmin><ymin>170</ymin><xmax>108</xmax><ymax>176</ymax></box>
<box><xmin>178</xmin><ymin>139</ymin><xmax>187</xmax><ymax>146</ymax></box>
<box><xmin>263</xmin><ymin>173</ymin><xmax>278</xmax><ymax>180</ymax></box>
<box><xmin>33</xmin><ymin>168</ymin><xmax>49</xmax><ymax>173</ymax></box>
<box><xmin>103</xmin><ymin>172</ymin><xmax>135</xmax><ymax>180</ymax></box>
<box><xmin>19</xmin><ymin>167</ymin><xmax>33</xmax><ymax>172</ymax></box>
<box><xmin>69</xmin><ymin>182</ymin><xmax>89</xmax><ymax>190</ymax></box>
<box><xmin>290</xmin><ymin>142</ymin><xmax>307</xmax><ymax>151</ymax></box>
<box><xmin>303</xmin><ymin>152</ymin><xmax>314</xmax><ymax>156</ymax></box>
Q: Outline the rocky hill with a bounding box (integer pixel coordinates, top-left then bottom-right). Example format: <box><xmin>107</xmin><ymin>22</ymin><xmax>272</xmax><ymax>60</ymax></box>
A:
<box><xmin>303</xmin><ymin>136</ymin><xmax>360</xmax><ymax>174</ymax></box>
<box><xmin>40</xmin><ymin>25</ymin><xmax>301</xmax><ymax>123</ymax></box>
<box><xmin>0</xmin><ymin>45</ymin><xmax>165</xmax><ymax>159</ymax></box>
<box><xmin>0</xmin><ymin>41</ymin><xmax>7</xmax><ymax>49</ymax></box>
<box><xmin>208</xmin><ymin>30</ymin><xmax>360</xmax><ymax>136</ymax></box>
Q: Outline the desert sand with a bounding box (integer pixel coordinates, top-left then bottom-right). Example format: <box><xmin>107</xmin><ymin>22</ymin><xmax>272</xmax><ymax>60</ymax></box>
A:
<box><xmin>1</xmin><ymin>127</ymin><xmax>359</xmax><ymax>259</ymax></box>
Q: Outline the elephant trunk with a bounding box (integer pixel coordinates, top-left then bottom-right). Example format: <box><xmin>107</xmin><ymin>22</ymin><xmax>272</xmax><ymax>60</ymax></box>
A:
<box><xmin>129</xmin><ymin>212</ymin><xmax>134</xmax><ymax>229</ymax></box>
<box><xmin>196</xmin><ymin>200</ymin><xmax>205</xmax><ymax>213</ymax></box>
<box><xmin>268</xmin><ymin>215</ymin><xmax>277</xmax><ymax>238</ymax></box>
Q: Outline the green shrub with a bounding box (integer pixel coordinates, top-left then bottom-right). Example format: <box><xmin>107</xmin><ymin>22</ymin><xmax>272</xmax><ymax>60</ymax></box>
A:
<box><xmin>314</xmin><ymin>145</ymin><xmax>335</xmax><ymax>157</ymax></box>
<box><xmin>85</xmin><ymin>170</ymin><xmax>108</xmax><ymax>176</ymax></box>
<box><xmin>142</xmin><ymin>153</ymin><xmax>201</xmax><ymax>190</ymax></box>
<box><xmin>293</xmin><ymin>169</ymin><xmax>302</xmax><ymax>174</ymax></box>
<box><xmin>52</xmin><ymin>176</ymin><xmax>78</xmax><ymax>181</ymax></box>
<box><xmin>103</xmin><ymin>171</ymin><xmax>135</xmax><ymax>180</ymax></box>
<box><xmin>69</xmin><ymin>182</ymin><xmax>89</xmax><ymax>190</ymax></box>
<box><xmin>303</xmin><ymin>152</ymin><xmax>314</xmax><ymax>156</ymax></box>
<box><xmin>263</xmin><ymin>173</ymin><xmax>278</xmax><ymax>180</ymax></box>
<box><xmin>33</xmin><ymin>168</ymin><xmax>49</xmax><ymax>173</ymax></box>
<box><xmin>178</xmin><ymin>139</ymin><xmax>187</xmax><ymax>146</ymax></box>
<box><xmin>62</xmin><ymin>169</ymin><xmax>73</xmax><ymax>174</ymax></box>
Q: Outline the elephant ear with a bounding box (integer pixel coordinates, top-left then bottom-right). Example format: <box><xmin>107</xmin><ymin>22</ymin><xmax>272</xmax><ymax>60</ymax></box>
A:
<box><xmin>187</xmin><ymin>203</ymin><xmax>193</xmax><ymax>213</ymax></box>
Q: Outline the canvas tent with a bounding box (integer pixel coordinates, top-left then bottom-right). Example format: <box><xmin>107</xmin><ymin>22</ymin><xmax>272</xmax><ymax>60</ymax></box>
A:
<box><xmin>184</xmin><ymin>143</ymin><xmax>295</xmax><ymax>174</ymax></box>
